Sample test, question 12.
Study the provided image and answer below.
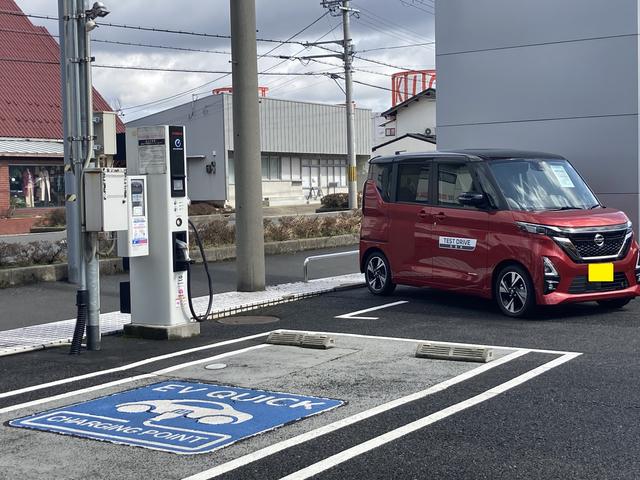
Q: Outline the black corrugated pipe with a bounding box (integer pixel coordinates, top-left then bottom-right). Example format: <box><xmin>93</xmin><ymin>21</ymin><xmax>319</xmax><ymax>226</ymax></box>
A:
<box><xmin>69</xmin><ymin>289</ymin><xmax>88</xmax><ymax>354</ymax></box>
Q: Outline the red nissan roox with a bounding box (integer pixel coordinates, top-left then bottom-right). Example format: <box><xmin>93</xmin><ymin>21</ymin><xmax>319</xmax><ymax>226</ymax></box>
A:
<box><xmin>359</xmin><ymin>150</ymin><xmax>640</xmax><ymax>317</ymax></box>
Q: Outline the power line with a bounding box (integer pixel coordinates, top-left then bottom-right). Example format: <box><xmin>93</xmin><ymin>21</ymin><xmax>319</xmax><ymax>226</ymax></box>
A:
<box><xmin>119</xmin><ymin>13</ymin><xmax>336</xmax><ymax>113</ymax></box>
<box><xmin>398</xmin><ymin>0</ymin><xmax>435</xmax><ymax>15</ymax></box>
<box><xmin>358</xmin><ymin>41</ymin><xmax>435</xmax><ymax>53</ymax></box>
<box><xmin>0</xmin><ymin>9</ymin><xmax>314</xmax><ymax>46</ymax></box>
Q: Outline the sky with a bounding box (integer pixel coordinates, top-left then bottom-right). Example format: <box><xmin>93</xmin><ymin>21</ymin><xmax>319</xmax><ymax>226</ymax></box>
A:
<box><xmin>16</xmin><ymin>0</ymin><xmax>436</xmax><ymax>120</ymax></box>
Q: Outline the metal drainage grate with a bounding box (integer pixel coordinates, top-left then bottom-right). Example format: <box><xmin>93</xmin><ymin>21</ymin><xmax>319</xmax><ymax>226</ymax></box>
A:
<box><xmin>415</xmin><ymin>342</ymin><xmax>493</xmax><ymax>363</ymax></box>
<box><xmin>267</xmin><ymin>331</ymin><xmax>335</xmax><ymax>349</ymax></box>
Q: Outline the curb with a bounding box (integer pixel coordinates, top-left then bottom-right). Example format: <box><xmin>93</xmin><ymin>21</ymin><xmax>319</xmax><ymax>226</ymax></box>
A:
<box><xmin>0</xmin><ymin>234</ymin><xmax>359</xmax><ymax>288</ymax></box>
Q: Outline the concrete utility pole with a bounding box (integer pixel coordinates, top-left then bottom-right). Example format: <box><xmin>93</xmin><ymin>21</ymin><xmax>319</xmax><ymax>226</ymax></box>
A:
<box><xmin>58</xmin><ymin>0</ymin><xmax>79</xmax><ymax>285</ymax></box>
<box><xmin>229</xmin><ymin>0</ymin><xmax>266</xmax><ymax>292</ymax></box>
<box><xmin>60</xmin><ymin>0</ymin><xmax>106</xmax><ymax>352</ymax></box>
<box><xmin>321</xmin><ymin>0</ymin><xmax>358</xmax><ymax>209</ymax></box>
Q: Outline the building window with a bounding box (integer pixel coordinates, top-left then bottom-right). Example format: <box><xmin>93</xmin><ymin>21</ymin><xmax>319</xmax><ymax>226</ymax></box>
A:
<box><xmin>9</xmin><ymin>165</ymin><xmax>64</xmax><ymax>208</ymax></box>
<box><xmin>291</xmin><ymin>157</ymin><xmax>301</xmax><ymax>181</ymax></box>
<box><xmin>261</xmin><ymin>154</ymin><xmax>281</xmax><ymax>181</ymax></box>
<box><xmin>281</xmin><ymin>156</ymin><xmax>291</xmax><ymax>180</ymax></box>
<box><xmin>385</xmin><ymin>127</ymin><xmax>396</xmax><ymax>137</ymax></box>
<box><xmin>228</xmin><ymin>154</ymin><xmax>234</xmax><ymax>185</ymax></box>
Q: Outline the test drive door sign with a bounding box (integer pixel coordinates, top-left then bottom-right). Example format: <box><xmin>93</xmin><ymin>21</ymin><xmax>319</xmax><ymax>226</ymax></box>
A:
<box><xmin>10</xmin><ymin>381</ymin><xmax>344</xmax><ymax>455</ymax></box>
<box><xmin>439</xmin><ymin>236</ymin><xmax>477</xmax><ymax>251</ymax></box>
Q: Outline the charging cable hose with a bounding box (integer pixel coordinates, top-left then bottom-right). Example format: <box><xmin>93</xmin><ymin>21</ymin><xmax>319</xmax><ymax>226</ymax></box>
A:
<box><xmin>187</xmin><ymin>219</ymin><xmax>214</xmax><ymax>322</ymax></box>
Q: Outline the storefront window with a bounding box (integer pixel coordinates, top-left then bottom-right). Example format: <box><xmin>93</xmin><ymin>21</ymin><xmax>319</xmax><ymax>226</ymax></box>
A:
<box><xmin>9</xmin><ymin>165</ymin><xmax>65</xmax><ymax>208</ymax></box>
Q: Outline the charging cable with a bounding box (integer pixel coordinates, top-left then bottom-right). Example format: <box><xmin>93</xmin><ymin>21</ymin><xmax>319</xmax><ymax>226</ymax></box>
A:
<box><xmin>186</xmin><ymin>219</ymin><xmax>214</xmax><ymax>322</ymax></box>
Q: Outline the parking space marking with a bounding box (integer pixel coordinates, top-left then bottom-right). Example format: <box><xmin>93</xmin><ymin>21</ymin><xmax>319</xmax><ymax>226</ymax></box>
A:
<box><xmin>279</xmin><ymin>352</ymin><xmax>582</xmax><ymax>480</ymax></box>
<box><xmin>0</xmin><ymin>332</ymin><xmax>269</xmax><ymax>401</ymax></box>
<box><xmin>335</xmin><ymin>301</ymin><xmax>409</xmax><ymax>320</ymax></box>
<box><xmin>180</xmin><ymin>349</ymin><xmax>528</xmax><ymax>480</ymax></box>
<box><xmin>0</xmin><ymin>344</ymin><xmax>270</xmax><ymax>416</ymax></box>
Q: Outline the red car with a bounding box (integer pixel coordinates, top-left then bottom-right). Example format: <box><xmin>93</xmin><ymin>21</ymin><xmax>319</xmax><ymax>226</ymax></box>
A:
<box><xmin>360</xmin><ymin>150</ymin><xmax>640</xmax><ymax>317</ymax></box>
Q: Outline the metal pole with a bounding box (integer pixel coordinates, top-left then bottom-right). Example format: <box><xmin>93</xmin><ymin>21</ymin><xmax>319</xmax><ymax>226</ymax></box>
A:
<box><xmin>58</xmin><ymin>0</ymin><xmax>79</xmax><ymax>285</ymax></box>
<box><xmin>230</xmin><ymin>0</ymin><xmax>266</xmax><ymax>292</ymax></box>
<box><xmin>80</xmin><ymin>1</ymin><xmax>101</xmax><ymax>350</ymax></box>
<box><xmin>61</xmin><ymin>0</ymin><xmax>90</xmax><ymax>354</ymax></box>
<box><xmin>342</xmin><ymin>0</ymin><xmax>358</xmax><ymax>209</ymax></box>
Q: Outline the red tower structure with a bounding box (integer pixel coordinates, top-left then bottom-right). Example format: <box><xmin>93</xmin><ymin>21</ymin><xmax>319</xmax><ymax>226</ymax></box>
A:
<box><xmin>391</xmin><ymin>70</ymin><xmax>436</xmax><ymax>106</ymax></box>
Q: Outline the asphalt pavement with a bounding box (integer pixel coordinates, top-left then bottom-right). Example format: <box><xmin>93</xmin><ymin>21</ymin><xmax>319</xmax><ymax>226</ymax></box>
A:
<box><xmin>1</xmin><ymin>264</ymin><xmax>639</xmax><ymax>479</ymax></box>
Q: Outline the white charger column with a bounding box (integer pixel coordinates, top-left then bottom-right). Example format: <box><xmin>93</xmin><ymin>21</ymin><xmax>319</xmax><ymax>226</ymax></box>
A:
<box><xmin>123</xmin><ymin>125</ymin><xmax>200</xmax><ymax>340</ymax></box>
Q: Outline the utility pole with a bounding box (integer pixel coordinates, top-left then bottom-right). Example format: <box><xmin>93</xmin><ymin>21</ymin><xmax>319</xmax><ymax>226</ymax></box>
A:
<box><xmin>230</xmin><ymin>0</ymin><xmax>266</xmax><ymax>292</ymax></box>
<box><xmin>321</xmin><ymin>0</ymin><xmax>358</xmax><ymax>208</ymax></box>
<box><xmin>60</xmin><ymin>0</ymin><xmax>109</xmax><ymax>352</ymax></box>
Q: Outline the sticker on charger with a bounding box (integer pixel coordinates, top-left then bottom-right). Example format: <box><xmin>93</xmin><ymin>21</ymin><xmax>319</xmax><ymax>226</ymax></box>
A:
<box><xmin>439</xmin><ymin>236</ymin><xmax>477</xmax><ymax>251</ymax></box>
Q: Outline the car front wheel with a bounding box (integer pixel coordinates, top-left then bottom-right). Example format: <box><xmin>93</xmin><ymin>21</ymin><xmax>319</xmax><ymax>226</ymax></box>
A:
<box><xmin>365</xmin><ymin>252</ymin><xmax>396</xmax><ymax>296</ymax></box>
<box><xmin>495</xmin><ymin>265</ymin><xmax>536</xmax><ymax>318</ymax></box>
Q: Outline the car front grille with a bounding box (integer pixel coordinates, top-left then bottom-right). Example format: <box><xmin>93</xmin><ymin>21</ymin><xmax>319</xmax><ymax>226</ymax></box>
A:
<box><xmin>570</xmin><ymin>230</ymin><xmax>627</xmax><ymax>258</ymax></box>
<box><xmin>568</xmin><ymin>272</ymin><xmax>629</xmax><ymax>294</ymax></box>
<box><xmin>553</xmin><ymin>225</ymin><xmax>633</xmax><ymax>263</ymax></box>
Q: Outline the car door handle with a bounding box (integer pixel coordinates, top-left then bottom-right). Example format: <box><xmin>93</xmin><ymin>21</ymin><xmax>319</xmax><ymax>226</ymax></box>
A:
<box><xmin>434</xmin><ymin>212</ymin><xmax>446</xmax><ymax>219</ymax></box>
<box><xmin>418</xmin><ymin>209</ymin><xmax>429</xmax><ymax>218</ymax></box>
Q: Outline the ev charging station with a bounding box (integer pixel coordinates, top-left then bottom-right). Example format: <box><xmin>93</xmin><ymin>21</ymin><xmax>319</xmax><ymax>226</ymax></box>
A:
<box><xmin>118</xmin><ymin>125</ymin><xmax>202</xmax><ymax>339</ymax></box>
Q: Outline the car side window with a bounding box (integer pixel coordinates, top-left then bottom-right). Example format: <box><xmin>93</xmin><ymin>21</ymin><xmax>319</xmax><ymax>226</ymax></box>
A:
<box><xmin>396</xmin><ymin>163</ymin><xmax>430</xmax><ymax>203</ymax></box>
<box><xmin>437</xmin><ymin>161</ymin><xmax>479</xmax><ymax>208</ymax></box>
<box><xmin>368</xmin><ymin>163</ymin><xmax>392</xmax><ymax>202</ymax></box>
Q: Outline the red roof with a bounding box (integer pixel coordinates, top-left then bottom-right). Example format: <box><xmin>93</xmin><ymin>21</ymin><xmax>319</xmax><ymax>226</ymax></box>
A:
<box><xmin>0</xmin><ymin>0</ymin><xmax>124</xmax><ymax>140</ymax></box>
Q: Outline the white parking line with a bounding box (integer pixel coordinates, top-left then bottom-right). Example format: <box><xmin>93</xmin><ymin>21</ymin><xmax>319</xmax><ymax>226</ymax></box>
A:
<box><xmin>279</xmin><ymin>352</ymin><xmax>581</xmax><ymax>480</ymax></box>
<box><xmin>0</xmin><ymin>344</ymin><xmax>270</xmax><ymax>416</ymax></box>
<box><xmin>0</xmin><ymin>332</ymin><xmax>269</xmax><ymax>401</ymax></box>
<box><xmin>335</xmin><ymin>301</ymin><xmax>409</xmax><ymax>320</ymax></box>
<box><xmin>180</xmin><ymin>349</ymin><xmax>529</xmax><ymax>480</ymax></box>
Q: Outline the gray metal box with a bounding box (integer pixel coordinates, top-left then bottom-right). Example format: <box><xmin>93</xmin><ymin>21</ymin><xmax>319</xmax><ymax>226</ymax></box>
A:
<box><xmin>84</xmin><ymin>168</ymin><xmax>128</xmax><ymax>232</ymax></box>
<box><xmin>93</xmin><ymin>111</ymin><xmax>118</xmax><ymax>156</ymax></box>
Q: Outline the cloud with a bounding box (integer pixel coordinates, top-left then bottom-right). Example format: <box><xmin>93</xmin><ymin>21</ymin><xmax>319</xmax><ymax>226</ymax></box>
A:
<box><xmin>16</xmin><ymin>0</ymin><xmax>435</xmax><ymax>118</ymax></box>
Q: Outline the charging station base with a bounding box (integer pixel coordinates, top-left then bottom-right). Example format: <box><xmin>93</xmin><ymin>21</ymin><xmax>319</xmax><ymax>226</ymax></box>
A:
<box><xmin>123</xmin><ymin>322</ymin><xmax>201</xmax><ymax>340</ymax></box>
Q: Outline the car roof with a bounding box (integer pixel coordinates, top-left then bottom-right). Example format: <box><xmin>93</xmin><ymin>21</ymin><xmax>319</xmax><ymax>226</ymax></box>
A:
<box><xmin>369</xmin><ymin>149</ymin><xmax>566</xmax><ymax>164</ymax></box>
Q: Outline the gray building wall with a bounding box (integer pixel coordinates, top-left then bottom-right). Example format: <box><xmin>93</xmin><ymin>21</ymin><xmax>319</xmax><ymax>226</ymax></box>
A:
<box><xmin>127</xmin><ymin>95</ymin><xmax>227</xmax><ymax>201</ymax></box>
<box><xmin>436</xmin><ymin>0</ymin><xmax>640</xmax><ymax>226</ymax></box>
<box><xmin>128</xmin><ymin>94</ymin><xmax>372</xmax><ymax>204</ymax></box>
<box><xmin>222</xmin><ymin>94</ymin><xmax>371</xmax><ymax>155</ymax></box>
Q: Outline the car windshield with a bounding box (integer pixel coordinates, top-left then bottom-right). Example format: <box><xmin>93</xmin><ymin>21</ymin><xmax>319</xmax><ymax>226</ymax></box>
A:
<box><xmin>487</xmin><ymin>159</ymin><xmax>599</xmax><ymax>211</ymax></box>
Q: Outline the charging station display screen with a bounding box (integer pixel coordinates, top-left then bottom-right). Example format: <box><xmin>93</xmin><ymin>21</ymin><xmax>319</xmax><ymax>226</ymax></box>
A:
<box><xmin>131</xmin><ymin>179</ymin><xmax>145</xmax><ymax>216</ymax></box>
<box><xmin>169</xmin><ymin>126</ymin><xmax>186</xmax><ymax>197</ymax></box>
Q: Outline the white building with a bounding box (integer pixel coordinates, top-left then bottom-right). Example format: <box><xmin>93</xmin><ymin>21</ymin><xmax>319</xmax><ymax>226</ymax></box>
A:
<box><xmin>372</xmin><ymin>88</ymin><xmax>437</xmax><ymax>157</ymax></box>
<box><xmin>127</xmin><ymin>93</ymin><xmax>372</xmax><ymax>206</ymax></box>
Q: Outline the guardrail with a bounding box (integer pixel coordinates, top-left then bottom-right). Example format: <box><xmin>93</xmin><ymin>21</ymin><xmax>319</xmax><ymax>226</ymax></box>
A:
<box><xmin>303</xmin><ymin>250</ymin><xmax>359</xmax><ymax>282</ymax></box>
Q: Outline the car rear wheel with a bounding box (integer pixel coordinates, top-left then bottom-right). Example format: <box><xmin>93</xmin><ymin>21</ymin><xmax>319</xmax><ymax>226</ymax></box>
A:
<box><xmin>597</xmin><ymin>298</ymin><xmax>633</xmax><ymax>309</ymax></box>
<box><xmin>365</xmin><ymin>252</ymin><xmax>396</xmax><ymax>296</ymax></box>
<box><xmin>495</xmin><ymin>265</ymin><xmax>536</xmax><ymax>318</ymax></box>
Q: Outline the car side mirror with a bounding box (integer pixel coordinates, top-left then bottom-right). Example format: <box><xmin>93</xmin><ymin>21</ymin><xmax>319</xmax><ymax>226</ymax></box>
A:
<box><xmin>458</xmin><ymin>191</ymin><xmax>487</xmax><ymax>207</ymax></box>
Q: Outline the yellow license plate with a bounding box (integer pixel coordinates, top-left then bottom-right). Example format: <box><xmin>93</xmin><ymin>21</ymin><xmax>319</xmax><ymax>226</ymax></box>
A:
<box><xmin>588</xmin><ymin>263</ymin><xmax>614</xmax><ymax>282</ymax></box>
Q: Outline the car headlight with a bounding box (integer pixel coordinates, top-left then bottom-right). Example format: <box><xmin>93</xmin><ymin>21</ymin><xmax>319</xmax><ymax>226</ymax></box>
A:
<box><xmin>636</xmin><ymin>251</ymin><xmax>640</xmax><ymax>270</ymax></box>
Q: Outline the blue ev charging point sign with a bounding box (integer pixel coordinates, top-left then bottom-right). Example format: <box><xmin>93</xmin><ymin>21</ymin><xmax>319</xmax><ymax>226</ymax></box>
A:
<box><xmin>10</xmin><ymin>381</ymin><xmax>344</xmax><ymax>455</ymax></box>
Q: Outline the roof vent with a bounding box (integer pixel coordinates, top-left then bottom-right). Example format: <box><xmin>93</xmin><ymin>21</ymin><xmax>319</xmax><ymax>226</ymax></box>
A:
<box><xmin>415</xmin><ymin>342</ymin><xmax>493</xmax><ymax>363</ymax></box>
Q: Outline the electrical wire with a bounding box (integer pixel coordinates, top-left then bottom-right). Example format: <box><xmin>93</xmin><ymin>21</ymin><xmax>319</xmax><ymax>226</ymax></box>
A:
<box><xmin>358</xmin><ymin>41</ymin><xmax>435</xmax><ymax>53</ymax></box>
